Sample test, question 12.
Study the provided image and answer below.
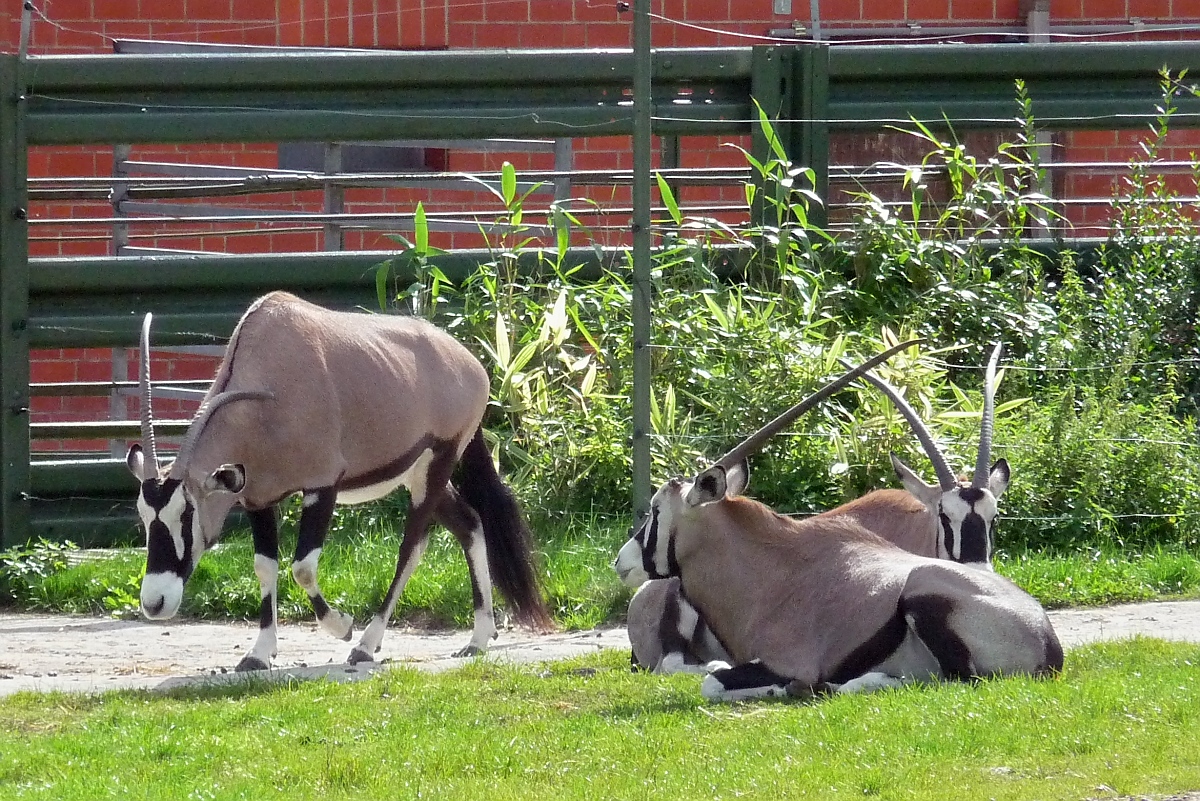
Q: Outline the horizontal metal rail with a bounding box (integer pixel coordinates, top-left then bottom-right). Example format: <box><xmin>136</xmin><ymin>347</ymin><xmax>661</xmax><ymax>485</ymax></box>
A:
<box><xmin>32</xmin><ymin>420</ymin><xmax>191</xmax><ymax>440</ymax></box>
<box><xmin>22</xmin><ymin>43</ymin><xmax>1200</xmax><ymax>146</ymax></box>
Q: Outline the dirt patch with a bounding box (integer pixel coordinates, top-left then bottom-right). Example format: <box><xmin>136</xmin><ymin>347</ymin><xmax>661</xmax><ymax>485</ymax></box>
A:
<box><xmin>1</xmin><ymin>599</ymin><xmax>1198</xmax><ymax>697</ymax></box>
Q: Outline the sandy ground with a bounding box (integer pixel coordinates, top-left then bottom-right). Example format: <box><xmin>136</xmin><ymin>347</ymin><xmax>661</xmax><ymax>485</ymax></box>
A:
<box><xmin>1</xmin><ymin>599</ymin><xmax>1198</xmax><ymax>697</ymax></box>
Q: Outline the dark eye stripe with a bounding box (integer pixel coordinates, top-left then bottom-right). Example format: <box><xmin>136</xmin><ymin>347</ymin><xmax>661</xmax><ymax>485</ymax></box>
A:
<box><xmin>642</xmin><ymin>507</ymin><xmax>666</xmax><ymax>579</ymax></box>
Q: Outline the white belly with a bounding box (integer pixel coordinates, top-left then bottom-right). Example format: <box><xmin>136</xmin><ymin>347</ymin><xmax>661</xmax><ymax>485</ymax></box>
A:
<box><xmin>335</xmin><ymin>448</ymin><xmax>434</xmax><ymax>506</ymax></box>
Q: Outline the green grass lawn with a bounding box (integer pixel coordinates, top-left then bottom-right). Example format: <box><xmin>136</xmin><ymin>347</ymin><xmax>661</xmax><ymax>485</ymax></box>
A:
<box><xmin>4</xmin><ymin>511</ymin><xmax>1199</xmax><ymax>628</ymax></box>
<box><xmin>1</xmin><ymin>640</ymin><xmax>1198</xmax><ymax>800</ymax></box>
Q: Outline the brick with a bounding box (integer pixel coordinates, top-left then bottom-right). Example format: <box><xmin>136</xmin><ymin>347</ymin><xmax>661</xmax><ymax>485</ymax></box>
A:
<box><xmin>485</xmin><ymin>0</ymin><xmax>532</xmax><ymax>23</ymax></box>
<box><xmin>143</xmin><ymin>0</ymin><xmax>189</xmax><ymax>21</ymax></box>
<box><xmin>76</xmin><ymin>360</ymin><xmax>118</xmax><ymax>382</ymax></box>
<box><xmin>92</xmin><ymin>0</ymin><xmax>140</xmax><ymax>19</ymax></box>
<box><xmin>184</xmin><ymin>0</ymin><xmax>233</xmax><ymax>21</ymax></box>
<box><xmin>1048</xmin><ymin>0</ymin><xmax>1086</xmax><ymax>16</ymax></box>
<box><xmin>1128</xmin><ymin>0</ymin><xmax>1174</xmax><ymax>16</ymax></box>
<box><xmin>426</xmin><ymin>2</ymin><xmax>449</xmax><ymax>46</ymax></box>
<box><xmin>684</xmin><ymin>0</ymin><xmax>730</xmax><ymax>19</ymax></box>
<box><xmin>908</xmin><ymin>0</ymin><xmax>952</xmax><ymax>18</ymax></box>
<box><xmin>278</xmin><ymin>1</ymin><xmax>304</xmax><ymax>46</ymax></box>
<box><xmin>950</xmin><ymin>0</ymin><xmax>995</xmax><ymax>20</ymax></box>
<box><xmin>993</xmin><ymin>0</ymin><xmax>1022</xmax><ymax>18</ymax></box>
<box><xmin>31</xmin><ymin>360</ymin><xmax>76</xmax><ymax>383</ymax></box>
<box><xmin>1082</xmin><ymin>0</ymin><xmax>1128</xmax><ymax>17</ymax></box>
<box><xmin>585</xmin><ymin>22</ymin><xmax>633</xmax><ymax>47</ymax></box>
<box><xmin>352</xmin><ymin>9</ymin><xmax>376</xmax><ymax>47</ymax></box>
<box><xmin>326</xmin><ymin>0</ymin><xmax>353</xmax><ymax>46</ymax></box>
<box><xmin>399</xmin><ymin>5</ymin><xmax>425</xmax><ymax>48</ymax></box>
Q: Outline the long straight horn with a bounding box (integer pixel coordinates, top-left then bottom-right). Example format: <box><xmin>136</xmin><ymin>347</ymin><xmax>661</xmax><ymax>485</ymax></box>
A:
<box><xmin>841</xmin><ymin>363</ymin><xmax>957</xmax><ymax>491</ymax></box>
<box><xmin>171</xmin><ymin>389</ymin><xmax>275</xmax><ymax>475</ymax></box>
<box><xmin>713</xmin><ymin>338</ymin><xmax>921</xmax><ymax>470</ymax></box>
<box><xmin>139</xmin><ymin>313</ymin><xmax>159</xmax><ymax>479</ymax></box>
<box><xmin>972</xmin><ymin>342</ymin><xmax>1002</xmax><ymax>488</ymax></box>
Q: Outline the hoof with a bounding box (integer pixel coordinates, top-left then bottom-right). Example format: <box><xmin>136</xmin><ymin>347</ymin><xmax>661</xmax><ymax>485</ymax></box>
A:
<box><xmin>235</xmin><ymin>655</ymin><xmax>270</xmax><ymax>672</ymax></box>
<box><xmin>346</xmin><ymin>648</ymin><xmax>375</xmax><ymax>666</ymax></box>
<box><xmin>452</xmin><ymin>644</ymin><xmax>485</xmax><ymax>658</ymax></box>
<box><xmin>318</xmin><ymin>611</ymin><xmax>355</xmax><ymax>642</ymax></box>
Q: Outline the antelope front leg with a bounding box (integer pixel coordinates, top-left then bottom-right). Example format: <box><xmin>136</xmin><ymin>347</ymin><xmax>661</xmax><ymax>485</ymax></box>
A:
<box><xmin>437</xmin><ymin>487</ymin><xmax>497</xmax><ymax>657</ymax></box>
<box><xmin>237</xmin><ymin>506</ymin><xmax>281</xmax><ymax>672</ymax></box>
<box><xmin>700</xmin><ymin>660</ymin><xmax>796</xmax><ymax>702</ymax></box>
<box><xmin>292</xmin><ymin>488</ymin><xmax>354</xmax><ymax>641</ymax></box>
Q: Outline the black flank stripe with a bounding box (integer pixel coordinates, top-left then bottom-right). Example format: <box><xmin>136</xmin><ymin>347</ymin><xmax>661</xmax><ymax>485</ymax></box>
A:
<box><xmin>828</xmin><ymin>603</ymin><xmax>908</xmax><ymax>684</ymax></box>
<box><xmin>903</xmin><ymin>594</ymin><xmax>974</xmax><ymax>680</ymax></box>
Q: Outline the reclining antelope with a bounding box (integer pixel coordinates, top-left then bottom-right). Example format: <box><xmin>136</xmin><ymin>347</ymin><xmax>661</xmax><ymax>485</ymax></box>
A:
<box><xmin>128</xmin><ymin>291</ymin><xmax>552</xmax><ymax>671</ymax></box>
<box><xmin>615</xmin><ymin>345</ymin><xmax>1062</xmax><ymax>700</ymax></box>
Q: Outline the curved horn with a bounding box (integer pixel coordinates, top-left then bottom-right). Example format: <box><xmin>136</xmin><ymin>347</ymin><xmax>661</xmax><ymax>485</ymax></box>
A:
<box><xmin>841</xmin><ymin>363</ymin><xmax>957</xmax><ymax>491</ymax></box>
<box><xmin>713</xmin><ymin>338</ymin><xmax>922</xmax><ymax>470</ymax></box>
<box><xmin>139</xmin><ymin>313</ymin><xmax>159</xmax><ymax>479</ymax></box>
<box><xmin>972</xmin><ymin>342</ymin><xmax>1002</xmax><ymax>488</ymax></box>
<box><xmin>171</xmin><ymin>390</ymin><xmax>275</xmax><ymax>475</ymax></box>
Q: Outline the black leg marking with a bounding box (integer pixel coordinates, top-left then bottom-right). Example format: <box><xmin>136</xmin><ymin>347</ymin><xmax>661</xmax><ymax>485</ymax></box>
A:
<box><xmin>704</xmin><ymin>660</ymin><xmax>794</xmax><ymax>700</ymax></box>
<box><xmin>436</xmin><ymin>487</ymin><xmax>486</xmax><ymax>610</ymax></box>
<box><xmin>296</xmin><ymin>488</ymin><xmax>335</xmax><ymax>562</ymax></box>
<box><xmin>237</xmin><ymin>506</ymin><xmax>280</xmax><ymax>673</ymax></box>
<box><xmin>247</xmin><ymin>506</ymin><xmax>279</xmax><ymax>562</ymax></box>
<box><xmin>903</xmin><ymin>595</ymin><xmax>974</xmax><ymax>680</ymax></box>
<box><xmin>257</xmin><ymin>595</ymin><xmax>273</xmax><ymax>631</ymax></box>
<box><xmin>293</xmin><ymin>487</ymin><xmax>349</xmax><ymax>638</ymax></box>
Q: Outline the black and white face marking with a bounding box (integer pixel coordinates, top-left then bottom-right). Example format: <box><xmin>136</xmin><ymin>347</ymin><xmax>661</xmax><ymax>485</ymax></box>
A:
<box><xmin>613</xmin><ymin>478</ymin><xmax>687</xmax><ymax>587</ymax></box>
<box><xmin>136</xmin><ymin>477</ymin><xmax>198</xmax><ymax>619</ymax></box>
<box><xmin>938</xmin><ymin>486</ymin><xmax>998</xmax><ymax>567</ymax></box>
<box><xmin>896</xmin><ymin>457</ymin><xmax>1009</xmax><ymax>569</ymax></box>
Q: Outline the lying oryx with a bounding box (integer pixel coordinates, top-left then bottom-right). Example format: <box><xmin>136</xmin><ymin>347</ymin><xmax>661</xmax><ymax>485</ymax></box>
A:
<box><xmin>128</xmin><ymin>291</ymin><xmax>552</xmax><ymax>671</ymax></box>
<box><xmin>614</xmin><ymin>350</ymin><xmax>1062</xmax><ymax>701</ymax></box>
<box><xmin>626</xmin><ymin>344</ymin><xmax>1012</xmax><ymax>674</ymax></box>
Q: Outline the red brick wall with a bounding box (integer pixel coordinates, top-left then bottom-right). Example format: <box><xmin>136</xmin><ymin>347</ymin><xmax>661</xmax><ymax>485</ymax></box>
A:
<box><xmin>6</xmin><ymin>1</ymin><xmax>1200</xmax><ymax>451</ymax></box>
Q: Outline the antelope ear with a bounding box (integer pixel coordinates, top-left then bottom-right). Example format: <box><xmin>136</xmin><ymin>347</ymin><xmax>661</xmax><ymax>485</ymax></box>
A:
<box><xmin>890</xmin><ymin>453</ymin><xmax>942</xmax><ymax>510</ymax></box>
<box><xmin>687</xmin><ymin>465</ymin><xmax>729</xmax><ymax>507</ymax></box>
<box><xmin>204</xmin><ymin>464</ymin><xmax>247</xmax><ymax>494</ymax></box>
<box><xmin>724</xmin><ymin>458</ymin><xmax>749</xmax><ymax>497</ymax></box>
<box><xmin>988</xmin><ymin>458</ymin><xmax>1010</xmax><ymax>500</ymax></box>
<box><xmin>126</xmin><ymin>443</ymin><xmax>146</xmax><ymax>479</ymax></box>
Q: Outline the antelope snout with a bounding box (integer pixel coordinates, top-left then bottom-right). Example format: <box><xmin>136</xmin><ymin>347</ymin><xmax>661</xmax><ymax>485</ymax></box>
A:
<box><xmin>140</xmin><ymin>571</ymin><xmax>184</xmax><ymax>620</ymax></box>
<box><xmin>612</xmin><ymin>540</ymin><xmax>648</xmax><ymax>587</ymax></box>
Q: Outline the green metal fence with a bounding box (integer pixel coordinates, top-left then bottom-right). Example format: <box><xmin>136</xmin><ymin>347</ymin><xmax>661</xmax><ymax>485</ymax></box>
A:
<box><xmin>3</xmin><ymin>41</ymin><xmax>1200</xmax><ymax>549</ymax></box>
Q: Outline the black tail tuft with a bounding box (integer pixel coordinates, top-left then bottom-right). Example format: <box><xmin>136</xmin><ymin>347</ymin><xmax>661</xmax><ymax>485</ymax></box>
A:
<box><xmin>455</xmin><ymin>428</ymin><xmax>555</xmax><ymax>631</ymax></box>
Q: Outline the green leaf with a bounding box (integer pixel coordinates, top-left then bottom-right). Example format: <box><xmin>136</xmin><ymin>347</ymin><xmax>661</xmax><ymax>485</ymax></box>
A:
<box><xmin>374</xmin><ymin>260</ymin><xmax>391</xmax><ymax>311</ymax></box>
<box><xmin>655</xmin><ymin>172</ymin><xmax>683</xmax><ymax>226</ymax></box>
<box><xmin>502</xmin><ymin>161</ymin><xmax>517</xmax><ymax>208</ymax></box>
<box><xmin>495</xmin><ymin>315</ymin><xmax>512</xmax><ymax>371</ymax></box>
<box><xmin>414</xmin><ymin>201</ymin><xmax>428</xmax><ymax>256</ymax></box>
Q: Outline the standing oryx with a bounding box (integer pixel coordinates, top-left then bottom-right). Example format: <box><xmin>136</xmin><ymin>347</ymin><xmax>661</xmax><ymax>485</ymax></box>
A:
<box><xmin>128</xmin><ymin>291</ymin><xmax>552</xmax><ymax>671</ymax></box>
<box><xmin>615</xmin><ymin>347</ymin><xmax>1062</xmax><ymax>700</ymax></box>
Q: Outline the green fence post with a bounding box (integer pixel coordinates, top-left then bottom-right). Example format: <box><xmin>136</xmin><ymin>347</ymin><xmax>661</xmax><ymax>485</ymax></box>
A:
<box><xmin>630</xmin><ymin>0</ymin><xmax>653</xmax><ymax>523</ymax></box>
<box><xmin>749</xmin><ymin>45</ymin><xmax>786</xmax><ymax>230</ymax></box>
<box><xmin>0</xmin><ymin>54</ymin><xmax>31</xmax><ymax>550</ymax></box>
<box><xmin>794</xmin><ymin>43</ymin><xmax>830</xmax><ymax>230</ymax></box>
